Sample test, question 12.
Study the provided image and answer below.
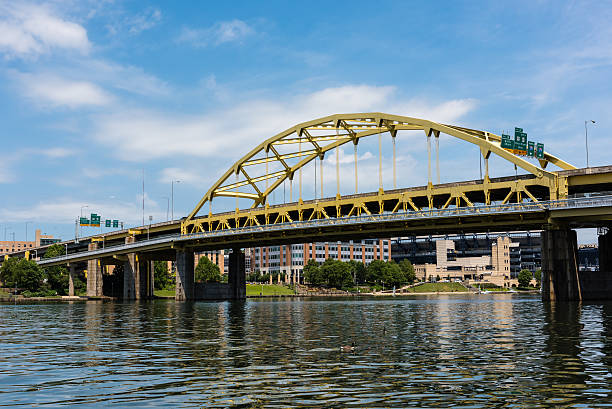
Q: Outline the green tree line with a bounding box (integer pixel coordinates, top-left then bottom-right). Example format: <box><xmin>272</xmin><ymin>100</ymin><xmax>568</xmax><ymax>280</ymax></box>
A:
<box><xmin>303</xmin><ymin>259</ymin><xmax>416</xmax><ymax>290</ymax></box>
<box><xmin>0</xmin><ymin>244</ymin><xmax>85</xmax><ymax>296</ymax></box>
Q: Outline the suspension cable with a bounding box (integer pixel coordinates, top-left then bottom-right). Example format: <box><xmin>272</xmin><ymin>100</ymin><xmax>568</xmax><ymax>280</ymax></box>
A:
<box><xmin>336</xmin><ymin>127</ymin><xmax>340</xmax><ymax>196</ymax></box>
<box><xmin>378</xmin><ymin>132</ymin><xmax>383</xmax><ymax>191</ymax></box>
<box><xmin>354</xmin><ymin>143</ymin><xmax>358</xmax><ymax>194</ymax></box>
<box><xmin>392</xmin><ymin>134</ymin><xmax>397</xmax><ymax>189</ymax></box>
<box><xmin>427</xmin><ymin>133</ymin><xmax>432</xmax><ymax>185</ymax></box>
<box><xmin>435</xmin><ymin>133</ymin><xmax>440</xmax><ymax>185</ymax></box>
<box><xmin>320</xmin><ymin>155</ymin><xmax>324</xmax><ymax>199</ymax></box>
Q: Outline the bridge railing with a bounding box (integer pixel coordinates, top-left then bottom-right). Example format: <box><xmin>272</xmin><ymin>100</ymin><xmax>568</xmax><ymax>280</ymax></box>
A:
<box><xmin>34</xmin><ymin>195</ymin><xmax>612</xmax><ymax>265</ymax></box>
<box><xmin>180</xmin><ymin>194</ymin><xmax>612</xmax><ymax>240</ymax></box>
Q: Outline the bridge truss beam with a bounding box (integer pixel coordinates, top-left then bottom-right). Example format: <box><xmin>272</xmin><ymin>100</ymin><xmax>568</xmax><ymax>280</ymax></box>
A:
<box><xmin>183</xmin><ymin>113</ymin><xmax>576</xmax><ymax>235</ymax></box>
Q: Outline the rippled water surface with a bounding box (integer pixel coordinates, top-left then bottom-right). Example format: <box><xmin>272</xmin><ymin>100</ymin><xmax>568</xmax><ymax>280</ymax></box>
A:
<box><xmin>1</xmin><ymin>295</ymin><xmax>612</xmax><ymax>407</ymax></box>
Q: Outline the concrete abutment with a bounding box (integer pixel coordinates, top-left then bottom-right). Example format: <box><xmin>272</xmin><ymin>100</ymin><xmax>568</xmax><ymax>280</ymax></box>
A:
<box><xmin>543</xmin><ymin>227</ymin><xmax>612</xmax><ymax>301</ymax></box>
<box><xmin>176</xmin><ymin>249</ymin><xmax>194</xmax><ymax>301</ymax></box>
<box><xmin>228</xmin><ymin>248</ymin><xmax>246</xmax><ymax>300</ymax></box>
<box><xmin>86</xmin><ymin>243</ymin><xmax>103</xmax><ymax>297</ymax></box>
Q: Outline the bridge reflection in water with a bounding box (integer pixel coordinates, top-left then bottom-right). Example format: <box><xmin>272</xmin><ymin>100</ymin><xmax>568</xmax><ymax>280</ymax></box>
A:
<box><xmin>1</xmin><ymin>296</ymin><xmax>611</xmax><ymax>406</ymax></box>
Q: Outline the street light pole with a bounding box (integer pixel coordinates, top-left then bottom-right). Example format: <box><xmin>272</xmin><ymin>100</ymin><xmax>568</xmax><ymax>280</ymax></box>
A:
<box><xmin>25</xmin><ymin>221</ymin><xmax>32</xmax><ymax>243</ymax></box>
<box><xmin>171</xmin><ymin>180</ymin><xmax>181</xmax><ymax>221</ymax></box>
<box><xmin>79</xmin><ymin>205</ymin><xmax>88</xmax><ymax>239</ymax></box>
<box><xmin>162</xmin><ymin>196</ymin><xmax>169</xmax><ymax>221</ymax></box>
<box><xmin>585</xmin><ymin>120</ymin><xmax>596</xmax><ymax>168</ymax></box>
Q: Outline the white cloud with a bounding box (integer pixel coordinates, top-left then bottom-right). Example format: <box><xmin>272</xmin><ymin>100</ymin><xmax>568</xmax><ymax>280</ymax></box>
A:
<box><xmin>40</xmin><ymin>147</ymin><xmax>77</xmax><ymax>158</ymax></box>
<box><xmin>15</xmin><ymin>72</ymin><xmax>112</xmax><ymax>108</ymax></box>
<box><xmin>177</xmin><ymin>19</ymin><xmax>254</xmax><ymax>47</ymax></box>
<box><xmin>159</xmin><ymin>167</ymin><xmax>203</xmax><ymax>185</ymax></box>
<box><xmin>76</xmin><ymin>59</ymin><xmax>170</xmax><ymax>97</ymax></box>
<box><xmin>91</xmin><ymin>84</ymin><xmax>476</xmax><ymax>161</ymax></box>
<box><xmin>0</xmin><ymin>2</ymin><xmax>90</xmax><ymax>57</ymax></box>
<box><xmin>127</xmin><ymin>7</ymin><xmax>162</xmax><ymax>34</ymax></box>
<box><xmin>0</xmin><ymin>160</ymin><xmax>15</xmax><ymax>183</ymax></box>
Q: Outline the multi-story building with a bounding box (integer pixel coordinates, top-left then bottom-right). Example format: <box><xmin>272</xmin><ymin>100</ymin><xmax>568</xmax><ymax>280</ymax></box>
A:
<box><xmin>251</xmin><ymin>239</ymin><xmax>391</xmax><ymax>283</ymax></box>
<box><xmin>392</xmin><ymin>231</ymin><xmax>542</xmax><ymax>286</ymax></box>
<box><xmin>0</xmin><ymin>229</ymin><xmax>60</xmax><ymax>255</ymax></box>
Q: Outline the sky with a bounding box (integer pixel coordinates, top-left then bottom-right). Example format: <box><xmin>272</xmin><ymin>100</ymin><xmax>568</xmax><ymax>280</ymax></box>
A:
<box><xmin>0</xmin><ymin>0</ymin><xmax>611</xmax><ymax>243</ymax></box>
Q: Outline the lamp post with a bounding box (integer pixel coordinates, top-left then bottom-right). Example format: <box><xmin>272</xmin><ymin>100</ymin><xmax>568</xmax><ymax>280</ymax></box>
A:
<box><xmin>148</xmin><ymin>215</ymin><xmax>152</xmax><ymax>240</ymax></box>
<box><xmin>162</xmin><ymin>196</ymin><xmax>170</xmax><ymax>221</ymax></box>
<box><xmin>171</xmin><ymin>180</ymin><xmax>181</xmax><ymax>221</ymax></box>
<box><xmin>79</xmin><ymin>205</ymin><xmax>88</xmax><ymax>239</ymax></box>
<box><xmin>585</xmin><ymin>120</ymin><xmax>596</xmax><ymax>168</ymax></box>
<box><xmin>25</xmin><ymin>221</ymin><xmax>32</xmax><ymax>243</ymax></box>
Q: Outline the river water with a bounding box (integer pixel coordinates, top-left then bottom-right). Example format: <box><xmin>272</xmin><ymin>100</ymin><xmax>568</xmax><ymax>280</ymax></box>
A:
<box><xmin>1</xmin><ymin>295</ymin><xmax>611</xmax><ymax>408</ymax></box>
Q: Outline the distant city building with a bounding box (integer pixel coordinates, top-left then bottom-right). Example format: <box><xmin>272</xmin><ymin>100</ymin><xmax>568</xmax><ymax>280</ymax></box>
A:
<box><xmin>184</xmin><ymin>240</ymin><xmax>390</xmax><ymax>284</ymax></box>
<box><xmin>0</xmin><ymin>229</ymin><xmax>60</xmax><ymax>255</ymax></box>
<box><xmin>578</xmin><ymin>244</ymin><xmax>599</xmax><ymax>271</ymax></box>
<box><xmin>392</xmin><ymin>232</ymin><xmax>543</xmax><ymax>286</ymax></box>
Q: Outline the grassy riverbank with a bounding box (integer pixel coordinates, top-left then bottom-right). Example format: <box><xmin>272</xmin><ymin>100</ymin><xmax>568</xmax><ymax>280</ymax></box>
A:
<box><xmin>247</xmin><ymin>284</ymin><xmax>295</xmax><ymax>296</ymax></box>
<box><xmin>154</xmin><ymin>289</ymin><xmax>175</xmax><ymax>297</ymax></box>
<box><xmin>406</xmin><ymin>282</ymin><xmax>468</xmax><ymax>293</ymax></box>
<box><xmin>0</xmin><ymin>288</ymin><xmax>10</xmax><ymax>298</ymax></box>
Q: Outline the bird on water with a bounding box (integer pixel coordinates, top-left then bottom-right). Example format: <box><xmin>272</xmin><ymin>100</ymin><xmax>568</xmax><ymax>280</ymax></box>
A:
<box><xmin>340</xmin><ymin>342</ymin><xmax>355</xmax><ymax>352</ymax></box>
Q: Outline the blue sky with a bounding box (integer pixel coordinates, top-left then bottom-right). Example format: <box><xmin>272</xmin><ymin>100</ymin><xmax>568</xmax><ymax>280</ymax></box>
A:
<box><xmin>0</xmin><ymin>0</ymin><xmax>610</xmax><ymax>243</ymax></box>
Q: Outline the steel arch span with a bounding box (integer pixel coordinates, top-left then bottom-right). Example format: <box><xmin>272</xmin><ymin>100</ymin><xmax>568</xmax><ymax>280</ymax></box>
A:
<box><xmin>182</xmin><ymin>113</ymin><xmax>576</xmax><ymax>234</ymax></box>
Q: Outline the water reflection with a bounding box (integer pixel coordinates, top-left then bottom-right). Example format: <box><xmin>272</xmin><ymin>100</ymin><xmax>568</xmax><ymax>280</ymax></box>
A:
<box><xmin>0</xmin><ymin>296</ymin><xmax>611</xmax><ymax>407</ymax></box>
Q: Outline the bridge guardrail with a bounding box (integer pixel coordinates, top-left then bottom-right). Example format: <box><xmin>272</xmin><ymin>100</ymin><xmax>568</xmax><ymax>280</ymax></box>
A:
<box><xmin>34</xmin><ymin>195</ymin><xmax>612</xmax><ymax>265</ymax></box>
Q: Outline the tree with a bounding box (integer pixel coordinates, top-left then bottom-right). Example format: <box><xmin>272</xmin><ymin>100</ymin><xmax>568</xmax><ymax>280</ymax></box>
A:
<box><xmin>43</xmin><ymin>244</ymin><xmax>69</xmax><ymax>295</ymax></box>
<box><xmin>195</xmin><ymin>256</ymin><xmax>221</xmax><ymax>283</ymax></box>
<box><xmin>386</xmin><ymin>261</ymin><xmax>406</xmax><ymax>287</ymax></box>
<box><xmin>534</xmin><ymin>269</ymin><xmax>542</xmax><ymax>287</ymax></box>
<box><xmin>518</xmin><ymin>269</ymin><xmax>532</xmax><ymax>288</ymax></box>
<box><xmin>320</xmin><ymin>259</ymin><xmax>353</xmax><ymax>289</ymax></box>
<box><xmin>398</xmin><ymin>259</ymin><xmax>416</xmax><ymax>283</ymax></box>
<box><xmin>366</xmin><ymin>260</ymin><xmax>386</xmax><ymax>283</ymax></box>
<box><xmin>347</xmin><ymin>260</ymin><xmax>367</xmax><ymax>284</ymax></box>
<box><xmin>0</xmin><ymin>257</ymin><xmax>45</xmax><ymax>292</ymax></box>
<box><xmin>303</xmin><ymin>259</ymin><xmax>322</xmax><ymax>285</ymax></box>
<box><xmin>154</xmin><ymin>261</ymin><xmax>172</xmax><ymax>290</ymax></box>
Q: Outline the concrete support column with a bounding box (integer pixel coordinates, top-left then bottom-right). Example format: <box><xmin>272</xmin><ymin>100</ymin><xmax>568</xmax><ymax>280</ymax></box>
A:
<box><xmin>124</xmin><ymin>254</ymin><xmax>137</xmax><ymax>300</ymax></box>
<box><xmin>541</xmin><ymin>227</ymin><xmax>581</xmax><ymax>301</ymax></box>
<box><xmin>86</xmin><ymin>243</ymin><xmax>103</xmax><ymax>297</ymax></box>
<box><xmin>137</xmin><ymin>259</ymin><xmax>152</xmax><ymax>299</ymax></box>
<box><xmin>68</xmin><ymin>265</ymin><xmax>76</xmax><ymax>296</ymax></box>
<box><xmin>599</xmin><ymin>230</ymin><xmax>612</xmax><ymax>272</ymax></box>
<box><xmin>229</xmin><ymin>248</ymin><xmax>246</xmax><ymax>300</ymax></box>
<box><xmin>124</xmin><ymin>237</ymin><xmax>137</xmax><ymax>300</ymax></box>
<box><xmin>176</xmin><ymin>249</ymin><xmax>194</xmax><ymax>301</ymax></box>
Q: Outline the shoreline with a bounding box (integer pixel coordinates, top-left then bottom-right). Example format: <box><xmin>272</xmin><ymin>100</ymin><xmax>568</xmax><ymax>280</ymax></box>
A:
<box><xmin>1</xmin><ymin>291</ymin><xmax>541</xmax><ymax>303</ymax></box>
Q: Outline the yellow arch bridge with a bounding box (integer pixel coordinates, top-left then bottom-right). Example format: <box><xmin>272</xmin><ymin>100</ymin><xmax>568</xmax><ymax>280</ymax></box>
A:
<box><xmin>7</xmin><ymin>113</ymin><xmax>612</xmax><ymax>302</ymax></box>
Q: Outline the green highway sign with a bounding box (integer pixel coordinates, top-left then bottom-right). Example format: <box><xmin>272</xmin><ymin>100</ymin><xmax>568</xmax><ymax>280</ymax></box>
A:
<box><xmin>501</xmin><ymin>134</ymin><xmax>514</xmax><ymax>149</ymax></box>
<box><xmin>501</xmin><ymin>126</ymin><xmax>545</xmax><ymax>159</ymax></box>
<box><xmin>527</xmin><ymin>141</ymin><xmax>535</xmax><ymax>157</ymax></box>
<box><xmin>105</xmin><ymin>219</ymin><xmax>111</xmax><ymax>227</ymax></box>
<box><xmin>90</xmin><ymin>213</ymin><xmax>101</xmax><ymax>227</ymax></box>
<box><xmin>536</xmin><ymin>143</ymin><xmax>544</xmax><ymax>159</ymax></box>
<box><xmin>113</xmin><ymin>220</ymin><xmax>119</xmax><ymax>228</ymax></box>
<box><xmin>79</xmin><ymin>217</ymin><xmax>89</xmax><ymax>226</ymax></box>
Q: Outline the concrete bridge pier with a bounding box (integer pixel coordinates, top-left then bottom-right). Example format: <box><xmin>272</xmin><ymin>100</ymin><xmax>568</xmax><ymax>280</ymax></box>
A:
<box><xmin>68</xmin><ymin>264</ymin><xmax>77</xmax><ymax>296</ymax></box>
<box><xmin>86</xmin><ymin>243</ymin><xmax>103</xmax><ymax>297</ymax></box>
<box><xmin>176</xmin><ymin>249</ymin><xmax>194</xmax><ymax>301</ymax></box>
<box><xmin>541</xmin><ymin>226</ymin><xmax>580</xmax><ymax>301</ymax></box>
<box><xmin>124</xmin><ymin>253</ymin><xmax>154</xmax><ymax>300</ymax></box>
<box><xmin>599</xmin><ymin>229</ymin><xmax>612</xmax><ymax>272</ymax></box>
<box><xmin>228</xmin><ymin>248</ymin><xmax>246</xmax><ymax>300</ymax></box>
